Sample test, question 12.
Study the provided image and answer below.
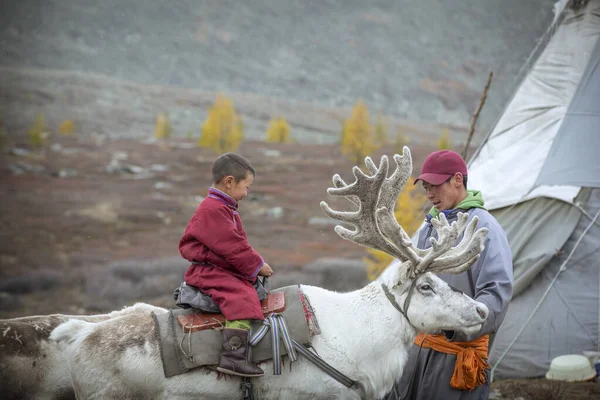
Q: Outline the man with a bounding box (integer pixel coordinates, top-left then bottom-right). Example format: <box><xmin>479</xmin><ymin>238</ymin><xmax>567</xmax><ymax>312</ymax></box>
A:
<box><xmin>385</xmin><ymin>150</ymin><xmax>513</xmax><ymax>400</ymax></box>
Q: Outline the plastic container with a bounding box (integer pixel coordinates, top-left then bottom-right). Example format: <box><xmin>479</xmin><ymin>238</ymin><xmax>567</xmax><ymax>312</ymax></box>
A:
<box><xmin>545</xmin><ymin>354</ymin><xmax>597</xmax><ymax>382</ymax></box>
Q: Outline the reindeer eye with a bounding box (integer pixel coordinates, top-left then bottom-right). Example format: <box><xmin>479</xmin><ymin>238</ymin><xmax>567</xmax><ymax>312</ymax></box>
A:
<box><xmin>419</xmin><ymin>284</ymin><xmax>432</xmax><ymax>292</ymax></box>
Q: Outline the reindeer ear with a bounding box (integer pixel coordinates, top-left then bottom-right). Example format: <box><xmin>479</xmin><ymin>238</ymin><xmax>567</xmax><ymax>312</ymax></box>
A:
<box><xmin>391</xmin><ymin>260</ymin><xmax>412</xmax><ymax>288</ymax></box>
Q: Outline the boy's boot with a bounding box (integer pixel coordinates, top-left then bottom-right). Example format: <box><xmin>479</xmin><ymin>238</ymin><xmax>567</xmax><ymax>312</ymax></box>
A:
<box><xmin>216</xmin><ymin>328</ymin><xmax>264</xmax><ymax>377</ymax></box>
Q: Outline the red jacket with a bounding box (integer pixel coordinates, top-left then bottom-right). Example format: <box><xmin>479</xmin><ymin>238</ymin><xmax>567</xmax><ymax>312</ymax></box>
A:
<box><xmin>179</xmin><ymin>188</ymin><xmax>265</xmax><ymax>320</ymax></box>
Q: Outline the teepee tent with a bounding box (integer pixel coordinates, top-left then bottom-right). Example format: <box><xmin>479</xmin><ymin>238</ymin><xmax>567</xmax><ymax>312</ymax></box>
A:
<box><xmin>467</xmin><ymin>0</ymin><xmax>600</xmax><ymax>379</ymax></box>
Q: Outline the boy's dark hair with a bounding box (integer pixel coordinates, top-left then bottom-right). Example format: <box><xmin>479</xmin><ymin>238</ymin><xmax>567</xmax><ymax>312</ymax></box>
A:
<box><xmin>212</xmin><ymin>153</ymin><xmax>255</xmax><ymax>183</ymax></box>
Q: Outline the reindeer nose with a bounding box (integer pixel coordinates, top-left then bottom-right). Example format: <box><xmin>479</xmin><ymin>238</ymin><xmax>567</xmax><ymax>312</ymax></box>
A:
<box><xmin>476</xmin><ymin>305</ymin><xmax>488</xmax><ymax>320</ymax></box>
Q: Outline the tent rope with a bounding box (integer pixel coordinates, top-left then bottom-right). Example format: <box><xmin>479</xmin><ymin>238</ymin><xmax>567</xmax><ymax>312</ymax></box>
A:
<box><xmin>574</xmin><ymin>202</ymin><xmax>600</xmax><ymax>229</ymax></box>
<box><xmin>490</xmin><ymin>208</ymin><xmax>600</xmax><ymax>376</ymax></box>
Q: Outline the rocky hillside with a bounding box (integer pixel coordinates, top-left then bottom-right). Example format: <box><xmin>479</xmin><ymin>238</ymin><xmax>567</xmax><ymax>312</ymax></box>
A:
<box><xmin>0</xmin><ymin>0</ymin><xmax>556</xmax><ymax>140</ymax></box>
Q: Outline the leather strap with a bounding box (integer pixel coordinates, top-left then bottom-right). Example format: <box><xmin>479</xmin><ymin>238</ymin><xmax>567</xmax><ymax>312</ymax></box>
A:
<box><xmin>381</xmin><ymin>279</ymin><xmax>419</xmax><ymax>327</ymax></box>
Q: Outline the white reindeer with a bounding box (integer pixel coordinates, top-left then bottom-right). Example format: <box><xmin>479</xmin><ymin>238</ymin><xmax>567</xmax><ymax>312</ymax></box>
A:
<box><xmin>0</xmin><ymin>302</ymin><xmax>166</xmax><ymax>400</ymax></box>
<box><xmin>50</xmin><ymin>148</ymin><xmax>490</xmax><ymax>400</ymax></box>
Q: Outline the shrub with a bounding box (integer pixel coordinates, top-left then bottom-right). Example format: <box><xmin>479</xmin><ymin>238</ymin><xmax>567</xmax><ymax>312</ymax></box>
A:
<box><xmin>198</xmin><ymin>94</ymin><xmax>244</xmax><ymax>154</ymax></box>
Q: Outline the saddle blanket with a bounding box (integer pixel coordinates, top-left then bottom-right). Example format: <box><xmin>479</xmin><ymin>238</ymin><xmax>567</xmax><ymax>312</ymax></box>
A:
<box><xmin>153</xmin><ymin>285</ymin><xmax>320</xmax><ymax>378</ymax></box>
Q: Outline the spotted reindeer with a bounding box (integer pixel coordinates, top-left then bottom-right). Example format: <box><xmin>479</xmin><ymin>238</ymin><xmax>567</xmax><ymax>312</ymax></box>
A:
<box><xmin>0</xmin><ymin>303</ymin><xmax>166</xmax><ymax>400</ymax></box>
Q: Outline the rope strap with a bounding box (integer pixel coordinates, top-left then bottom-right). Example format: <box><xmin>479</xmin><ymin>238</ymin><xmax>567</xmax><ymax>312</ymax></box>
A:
<box><xmin>250</xmin><ymin>314</ymin><xmax>298</xmax><ymax>375</ymax></box>
<box><xmin>249</xmin><ymin>313</ymin><xmax>364</xmax><ymax>396</ymax></box>
<box><xmin>291</xmin><ymin>338</ymin><xmax>361</xmax><ymax>391</ymax></box>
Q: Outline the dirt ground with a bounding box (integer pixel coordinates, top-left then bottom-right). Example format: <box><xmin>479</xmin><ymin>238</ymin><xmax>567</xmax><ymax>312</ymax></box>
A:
<box><xmin>491</xmin><ymin>378</ymin><xmax>600</xmax><ymax>400</ymax></box>
<box><xmin>0</xmin><ymin>134</ymin><xmax>438</xmax><ymax>318</ymax></box>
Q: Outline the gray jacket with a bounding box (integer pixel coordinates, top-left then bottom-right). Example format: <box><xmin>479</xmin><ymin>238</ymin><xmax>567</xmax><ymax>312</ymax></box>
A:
<box><xmin>384</xmin><ymin>207</ymin><xmax>513</xmax><ymax>400</ymax></box>
<box><xmin>417</xmin><ymin>207</ymin><xmax>513</xmax><ymax>342</ymax></box>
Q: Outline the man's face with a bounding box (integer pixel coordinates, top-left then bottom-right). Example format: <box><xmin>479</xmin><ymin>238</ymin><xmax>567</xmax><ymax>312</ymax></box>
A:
<box><xmin>421</xmin><ymin>173</ymin><xmax>464</xmax><ymax>212</ymax></box>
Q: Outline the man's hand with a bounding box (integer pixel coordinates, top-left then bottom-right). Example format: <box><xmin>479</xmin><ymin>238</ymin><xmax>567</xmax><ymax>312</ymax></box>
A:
<box><xmin>258</xmin><ymin>262</ymin><xmax>273</xmax><ymax>277</ymax></box>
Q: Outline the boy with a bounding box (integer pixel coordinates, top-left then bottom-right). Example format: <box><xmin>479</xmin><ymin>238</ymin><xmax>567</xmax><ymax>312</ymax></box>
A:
<box><xmin>179</xmin><ymin>152</ymin><xmax>273</xmax><ymax>377</ymax></box>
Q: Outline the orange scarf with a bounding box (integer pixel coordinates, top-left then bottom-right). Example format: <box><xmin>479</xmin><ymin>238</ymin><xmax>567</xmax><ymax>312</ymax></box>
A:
<box><xmin>414</xmin><ymin>332</ymin><xmax>489</xmax><ymax>391</ymax></box>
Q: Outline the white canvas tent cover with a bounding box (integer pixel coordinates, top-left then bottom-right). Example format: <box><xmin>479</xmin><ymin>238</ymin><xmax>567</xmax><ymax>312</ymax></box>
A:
<box><xmin>467</xmin><ymin>1</ymin><xmax>600</xmax><ymax>378</ymax></box>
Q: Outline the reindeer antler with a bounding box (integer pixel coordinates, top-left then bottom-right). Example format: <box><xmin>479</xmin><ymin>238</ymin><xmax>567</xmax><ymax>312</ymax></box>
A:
<box><xmin>320</xmin><ymin>148</ymin><xmax>415</xmax><ymax>263</ymax></box>
<box><xmin>425</xmin><ymin>214</ymin><xmax>488</xmax><ymax>275</ymax></box>
<box><xmin>320</xmin><ymin>147</ymin><xmax>488</xmax><ymax>278</ymax></box>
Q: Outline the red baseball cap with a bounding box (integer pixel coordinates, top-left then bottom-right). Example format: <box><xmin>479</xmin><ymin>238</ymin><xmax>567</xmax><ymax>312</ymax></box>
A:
<box><xmin>414</xmin><ymin>150</ymin><xmax>468</xmax><ymax>185</ymax></box>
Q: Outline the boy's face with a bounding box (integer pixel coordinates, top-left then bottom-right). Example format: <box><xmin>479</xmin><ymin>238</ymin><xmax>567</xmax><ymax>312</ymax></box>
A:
<box><xmin>223</xmin><ymin>172</ymin><xmax>254</xmax><ymax>202</ymax></box>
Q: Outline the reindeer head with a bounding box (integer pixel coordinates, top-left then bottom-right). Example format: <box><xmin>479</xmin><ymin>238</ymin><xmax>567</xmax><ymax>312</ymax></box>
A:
<box><xmin>320</xmin><ymin>147</ymin><xmax>489</xmax><ymax>334</ymax></box>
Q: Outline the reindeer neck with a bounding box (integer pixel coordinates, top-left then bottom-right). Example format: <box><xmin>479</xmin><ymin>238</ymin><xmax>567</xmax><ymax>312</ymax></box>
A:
<box><xmin>298</xmin><ymin>283</ymin><xmax>418</xmax><ymax>398</ymax></box>
<box><xmin>302</xmin><ymin>282</ymin><xmax>417</xmax><ymax>346</ymax></box>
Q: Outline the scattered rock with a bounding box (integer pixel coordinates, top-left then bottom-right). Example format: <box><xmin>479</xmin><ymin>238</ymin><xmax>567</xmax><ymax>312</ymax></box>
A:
<box><xmin>52</xmin><ymin>168</ymin><xmax>78</xmax><ymax>178</ymax></box>
<box><xmin>123</xmin><ymin>164</ymin><xmax>145</xmax><ymax>174</ymax></box>
<box><xmin>153</xmin><ymin>181</ymin><xmax>172</xmax><ymax>190</ymax></box>
<box><xmin>150</xmin><ymin>164</ymin><xmax>169</xmax><ymax>172</ymax></box>
<box><xmin>50</xmin><ymin>143</ymin><xmax>63</xmax><ymax>152</ymax></box>
<box><xmin>262</xmin><ymin>206</ymin><xmax>283</xmax><ymax>219</ymax></box>
<box><xmin>123</xmin><ymin>171</ymin><xmax>155</xmax><ymax>180</ymax></box>
<box><xmin>8</xmin><ymin>164</ymin><xmax>26</xmax><ymax>175</ymax></box>
<box><xmin>7</xmin><ymin>147</ymin><xmax>30</xmax><ymax>157</ymax></box>
<box><xmin>112</xmin><ymin>151</ymin><xmax>129</xmax><ymax>161</ymax></box>
<box><xmin>259</xmin><ymin>148</ymin><xmax>282</xmax><ymax>157</ymax></box>
<box><xmin>7</xmin><ymin>161</ymin><xmax>45</xmax><ymax>175</ymax></box>
<box><xmin>104</xmin><ymin>159</ymin><xmax>146</xmax><ymax>175</ymax></box>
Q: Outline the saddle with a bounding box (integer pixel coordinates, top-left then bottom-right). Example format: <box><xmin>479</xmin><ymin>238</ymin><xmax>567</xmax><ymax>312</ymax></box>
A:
<box><xmin>176</xmin><ymin>291</ymin><xmax>286</xmax><ymax>332</ymax></box>
<box><xmin>153</xmin><ymin>285</ymin><xmax>320</xmax><ymax>378</ymax></box>
<box><xmin>173</xmin><ymin>277</ymin><xmax>268</xmax><ymax>314</ymax></box>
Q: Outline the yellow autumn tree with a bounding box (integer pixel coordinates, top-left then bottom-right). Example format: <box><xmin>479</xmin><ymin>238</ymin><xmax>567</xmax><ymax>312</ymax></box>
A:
<box><xmin>437</xmin><ymin>127</ymin><xmax>452</xmax><ymax>150</ymax></box>
<box><xmin>364</xmin><ymin>182</ymin><xmax>427</xmax><ymax>280</ymax></box>
<box><xmin>59</xmin><ymin>119</ymin><xmax>76</xmax><ymax>135</ymax></box>
<box><xmin>265</xmin><ymin>117</ymin><xmax>291</xmax><ymax>143</ymax></box>
<box><xmin>154</xmin><ymin>112</ymin><xmax>172</xmax><ymax>140</ymax></box>
<box><xmin>28</xmin><ymin>113</ymin><xmax>49</xmax><ymax>147</ymax></box>
<box><xmin>198</xmin><ymin>94</ymin><xmax>244</xmax><ymax>154</ymax></box>
<box><xmin>374</xmin><ymin>113</ymin><xmax>388</xmax><ymax>146</ymax></box>
<box><xmin>341</xmin><ymin>100</ymin><xmax>378</xmax><ymax>164</ymax></box>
